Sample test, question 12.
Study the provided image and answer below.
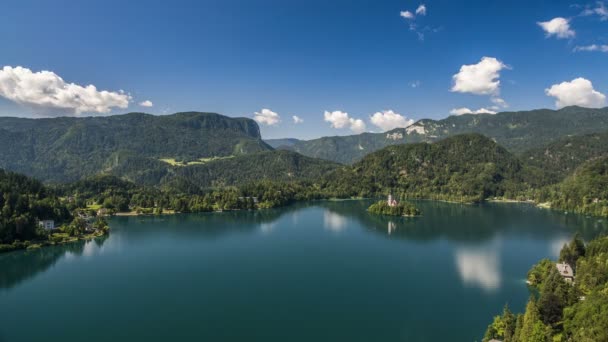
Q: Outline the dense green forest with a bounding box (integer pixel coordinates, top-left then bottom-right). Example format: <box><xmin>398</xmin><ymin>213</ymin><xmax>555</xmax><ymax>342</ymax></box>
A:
<box><xmin>535</xmin><ymin>156</ymin><xmax>608</xmax><ymax>217</ymax></box>
<box><xmin>483</xmin><ymin>235</ymin><xmax>608</xmax><ymax>342</ymax></box>
<box><xmin>274</xmin><ymin>106</ymin><xmax>608</xmax><ymax>164</ymax></box>
<box><xmin>0</xmin><ymin>112</ymin><xmax>272</xmax><ymax>182</ymax></box>
<box><xmin>120</xmin><ymin>151</ymin><xmax>339</xmax><ymax>193</ymax></box>
<box><xmin>0</xmin><ymin>169</ymin><xmax>71</xmax><ymax>248</ymax></box>
<box><xmin>319</xmin><ymin>134</ymin><xmax>545</xmax><ymax>203</ymax></box>
<box><xmin>522</xmin><ymin>131</ymin><xmax>608</xmax><ymax>182</ymax></box>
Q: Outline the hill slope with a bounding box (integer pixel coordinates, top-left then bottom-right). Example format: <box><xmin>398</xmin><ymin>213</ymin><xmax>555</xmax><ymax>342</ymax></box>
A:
<box><xmin>119</xmin><ymin>150</ymin><xmax>341</xmax><ymax>192</ymax></box>
<box><xmin>286</xmin><ymin>106</ymin><xmax>608</xmax><ymax>164</ymax></box>
<box><xmin>522</xmin><ymin>131</ymin><xmax>608</xmax><ymax>181</ymax></box>
<box><xmin>0</xmin><ymin>112</ymin><xmax>272</xmax><ymax>182</ymax></box>
<box><xmin>321</xmin><ymin>134</ymin><xmax>539</xmax><ymax>202</ymax></box>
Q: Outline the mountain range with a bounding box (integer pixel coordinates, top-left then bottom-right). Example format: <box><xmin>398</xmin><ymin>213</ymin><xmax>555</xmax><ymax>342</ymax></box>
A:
<box><xmin>267</xmin><ymin>106</ymin><xmax>608</xmax><ymax>164</ymax></box>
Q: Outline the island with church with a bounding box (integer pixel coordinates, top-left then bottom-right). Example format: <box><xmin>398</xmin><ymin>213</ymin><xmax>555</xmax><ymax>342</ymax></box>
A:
<box><xmin>367</xmin><ymin>194</ymin><xmax>421</xmax><ymax>217</ymax></box>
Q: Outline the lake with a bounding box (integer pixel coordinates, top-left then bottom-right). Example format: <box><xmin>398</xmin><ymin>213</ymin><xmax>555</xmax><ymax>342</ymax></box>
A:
<box><xmin>1</xmin><ymin>200</ymin><xmax>607</xmax><ymax>342</ymax></box>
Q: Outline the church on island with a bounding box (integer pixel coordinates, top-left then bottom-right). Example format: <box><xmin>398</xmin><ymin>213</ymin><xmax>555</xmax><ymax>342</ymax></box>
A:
<box><xmin>387</xmin><ymin>194</ymin><xmax>398</xmax><ymax>207</ymax></box>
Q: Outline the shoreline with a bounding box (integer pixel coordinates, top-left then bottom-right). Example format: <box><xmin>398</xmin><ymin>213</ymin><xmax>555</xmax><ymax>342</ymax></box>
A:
<box><xmin>0</xmin><ymin>229</ymin><xmax>109</xmax><ymax>254</ymax></box>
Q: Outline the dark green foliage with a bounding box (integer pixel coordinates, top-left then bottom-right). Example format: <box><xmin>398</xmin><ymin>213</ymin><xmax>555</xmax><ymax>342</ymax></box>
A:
<box><xmin>159</xmin><ymin>150</ymin><xmax>340</xmax><ymax>190</ymax></box>
<box><xmin>487</xmin><ymin>235</ymin><xmax>608</xmax><ymax>341</ymax></box>
<box><xmin>0</xmin><ymin>112</ymin><xmax>272</xmax><ymax>183</ymax></box>
<box><xmin>559</xmin><ymin>233</ymin><xmax>586</xmax><ymax>269</ymax></box>
<box><xmin>483</xmin><ymin>305</ymin><xmax>516</xmax><ymax>342</ymax></box>
<box><xmin>321</xmin><ymin>134</ymin><xmax>537</xmax><ymax>203</ymax></box>
<box><xmin>563</xmin><ymin>292</ymin><xmax>608</xmax><ymax>342</ymax></box>
<box><xmin>522</xmin><ymin>131</ymin><xmax>608</xmax><ymax>182</ymax></box>
<box><xmin>541</xmin><ymin>156</ymin><xmax>608</xmax><ymax>216</ymax></box>
<box><xmin>367</xmin><ymin>200</ymin><xmax>420</xmax><ymax>216</ymax></box>
<box><xmin>0</xmin><ymin>169</ymin><xmax>71</xmax><ymax>244</ymax></box>
<box><xmin>286</xmin><ymin>106</ymin><xmax>608</xmax><ymax>164</ymax></box>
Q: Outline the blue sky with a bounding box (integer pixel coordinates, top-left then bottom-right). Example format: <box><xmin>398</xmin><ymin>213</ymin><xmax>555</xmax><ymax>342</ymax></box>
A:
<box><xmin>1</xmin><ymin>0</ymin><xmax>607</xmax><ymax>139</ymax></box>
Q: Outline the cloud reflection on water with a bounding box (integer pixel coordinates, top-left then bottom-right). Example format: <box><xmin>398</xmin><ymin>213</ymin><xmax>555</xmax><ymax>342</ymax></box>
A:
<box><xmin>323</xmin><ymin>210</ymin><xmax>348</xmax><ymax>232</ymax></box>
<box><xmin>454</xmin><ymin>244</ymin><xmax>501</xmax><ymax>291</ymax></box>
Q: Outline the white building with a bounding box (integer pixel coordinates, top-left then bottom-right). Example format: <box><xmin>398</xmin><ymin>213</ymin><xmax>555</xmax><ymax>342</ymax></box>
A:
<box><xmin>556</xmin><ymin>262</ymin><xmax>574</xmax><ymax>283</ymax></box>
<box><xmin>38</xmin><ymin>220</ymin><xmax>55</xmax><ymax>230</ymax></box>
<box><xmin>387</xmin><ymin>194</ymin><xmax>398</xmax><ymax>207</ymax></box>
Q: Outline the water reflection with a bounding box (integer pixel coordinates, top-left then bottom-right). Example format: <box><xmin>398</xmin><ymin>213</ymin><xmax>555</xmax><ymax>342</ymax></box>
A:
<box><xmin>0</xmin><ymin>235</ymin><xmax>108</xmax><ymax>290</ymax></box>
<box><xmin>454</xmin><ymin>243</ymin><xmax>501</xmax><ymax>291</ymax></box>
<box><xmin>323</xmin><ymin>211</ymin><xmax>348</xmax><ymax>232</ymax></box>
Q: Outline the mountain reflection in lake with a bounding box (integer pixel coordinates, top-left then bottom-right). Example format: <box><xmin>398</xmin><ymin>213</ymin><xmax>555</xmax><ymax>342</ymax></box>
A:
<box><xmin>0</xmin><ymin>200</ymin><xmax>606</xmax><ymax>342</ymax></box>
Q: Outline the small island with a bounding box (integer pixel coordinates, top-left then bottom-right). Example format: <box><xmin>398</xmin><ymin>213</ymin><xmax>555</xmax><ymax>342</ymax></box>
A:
<box><xmin>368</xmin><ymin>195</ymin><xmax>421</xmax><ymax>217</ymax></box>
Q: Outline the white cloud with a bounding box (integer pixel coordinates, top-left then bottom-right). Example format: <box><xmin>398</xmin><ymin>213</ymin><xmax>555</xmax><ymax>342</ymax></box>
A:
<box><xmin>537</xmin><ymin>17</ymin><xmax>575</xmax><ymax>39</ymax></box>
<box><xmin>350</xmin><ymin>118</ymin><xmax>367</xmax><ymax>133</ymax></box>
<box><xmin>0</xmin><ymin>66</ymin><xmax>131</xmax><ymax>115</ymax></box>
<box><xmin>400</xmin><ymin>10</ymin><xmax>414</xmax><ymax>19</ymax></box>
<box><xmin>545</xmin><ymin>77</ymin><xmax>607</xmax><ymax>108</ymax></box>
<box><xmin>415</xmin><ymin>4</ymin><xmax>427</xmax><ymax>16</ymax></box>
<box><xmin>292</xmin><ymin>115</ymin><xmax>304</xmax><ymax>124</ymax></box>
<box><xmin>491</xmin><ymin>97</ymin><xmax>508</xmax><ymax>108</ymax></box>
<box><xmin>451</xmin><ymin>57</ymin><xmax>507</xmax><ymax>96</ymax></box>
<box><xmin>581</xmin><ymin>2</ymin><xmax>608</xmax><ymax>20</ymax></box>
<box><xmin>139</xmin><ymin>100</ymin><xmax>153</xmax><ymax>107</ymax></box>
<box><xmin>410</xmin><ymin>80</ymin><xmax>421</xmax><ymax>88</ymax></box>
<box><xmin>370</xmin><ymin>110</ymin><xmax>415</xmax><ymax>131</ymax></box>
<box><xmin>324</xmin><ymin>110</ymin><xmax>367</xmax><ymax>133</ymax></box>
<box><xmin>253</xmin><ymin>108</ymin><xmax>281</xmax><ymax>126</ymax></box>
<box><xmin>574</xmin><ymin>44</ymin><xmax>608</xmax><ymax>52</ymax></box>
<box><xmin>450</xmin><ymin>107</ymin><xmax>497</xmax><ymax>115</ymax></box>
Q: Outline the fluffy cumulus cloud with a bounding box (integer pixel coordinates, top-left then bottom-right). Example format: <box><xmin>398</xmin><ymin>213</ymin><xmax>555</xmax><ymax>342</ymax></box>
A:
<box><xmin>545</xmin><ymin>78</ymin><xmax>606</xmax><ymax>108</ymax></box>
<box><xmin>0</xmin><ymin>66</ymin><xmax>131</xmax><ymax>115</ymax></box>
<box><xmin>139</xmin><ymin>100</ymin><xmax>153</xmax><ymax>107</ymax></box>
<box><xmin>537</xmin><ymin>17</ymin><xmax>575</xmax><ymax>39</ymax></box>
<box><xmin>450</xmin><ymin>107</ymin><xmax>497</xmax><ymax>115</ymax></box>
<box><xmin>370</xmin><ymin>110</ymin><xmax>414</xmax><ymax>131</ymax></box>
<box><xmin>253</xmin><ymin>108</ymin><xmax>281</xmax><ymax>125</ymax></box>
<box><xmin>574</xmin><ymin>44</ymin><xmax>608</xmax><ymax>52</ymax></box>
<box><xmin>292</xmin><ymin>115</ymin><xmax>303</xmax><ymax>124</ymax></box>
<box><xmin>451</xmin><ymin>57</ymin><xmax>507</xmax><ymax>96</ymax></box>
<box><xmin>324</xmin><ymin>110</ymin><xmax>366</xmax><ymax>133</ymax></box>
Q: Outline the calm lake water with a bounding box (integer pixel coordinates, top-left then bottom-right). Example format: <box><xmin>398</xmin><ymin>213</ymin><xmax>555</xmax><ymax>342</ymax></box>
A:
<box><xmin>1</xmin><ymin>200</ymin><xmax>607</xmax><ymax>342</ymax></box>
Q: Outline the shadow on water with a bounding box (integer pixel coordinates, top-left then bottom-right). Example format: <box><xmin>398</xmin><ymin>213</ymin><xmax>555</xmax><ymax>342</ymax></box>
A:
<box><xmin>0</xmin><ymin>235</ymin><xmax>109</xmax><ymax>290</ymax></box>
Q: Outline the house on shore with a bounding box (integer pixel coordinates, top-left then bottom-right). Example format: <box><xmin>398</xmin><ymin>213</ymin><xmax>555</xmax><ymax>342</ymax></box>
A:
<box><xmin>38</xmin><ymin>220</ymin><xmax>55</xmax><ymax>230</ymax></box>
<box><xmin>556</xmin><ymin>262</ymin><xmax>574</xmax><ymax>283</ymax></box>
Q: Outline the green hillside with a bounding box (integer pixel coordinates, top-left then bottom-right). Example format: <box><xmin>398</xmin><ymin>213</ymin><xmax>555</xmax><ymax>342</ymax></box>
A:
<box><xmin>522</xmin><ymin>131</ymin><xmax>608</xmax><ymax>181</ymax></box>
<box><xmin>285</xmin><ymin>106</ymin><xmax>608</xmax><ymax>164</ymax></box>
<box><xmin>539</xmin><ymin>156</ymin><xmax>608</xmax><ymax>217</ymax></box>
<box><xmin>0</xmin><ymin>112</ymin><xmax>272</xmax><ymax>183</ymax></box>
<box><xmin>320</xmin><ymin>134</ymin><xmax>542</xmax><ymax>203</ymax></box>
<box><xmin>161</xmin><ymin>150</ymin><xmax>340</xmax><ymax>191</ymax></box>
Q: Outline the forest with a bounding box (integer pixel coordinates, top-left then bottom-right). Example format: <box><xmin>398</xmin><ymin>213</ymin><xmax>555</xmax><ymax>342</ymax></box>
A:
<box><xmin>483</xmin><ymin>235</ymin><xmax>608</xmax><ymax>342</ymax></box>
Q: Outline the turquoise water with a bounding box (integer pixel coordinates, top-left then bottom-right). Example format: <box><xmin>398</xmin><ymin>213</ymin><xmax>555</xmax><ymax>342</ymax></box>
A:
<box><xmin>1</xmin><ymin>200</ymin><xmax>606</xmax><ymax>342</ymax></box>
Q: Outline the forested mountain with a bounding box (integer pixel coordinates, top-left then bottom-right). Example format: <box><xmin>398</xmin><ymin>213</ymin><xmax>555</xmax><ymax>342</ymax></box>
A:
<box><xmin>106</xmin><ymin>150</ymin><xmax>340</xmax><ymax>192</ymax></box>
<box><xmin>282</xmin><ymin>106</ymin><xmax>608</xmax><ymax>164</ymax></box>
<box><xmin>522</xmin><ymin>131</ymin><xmax>608</xmax><ymax>181</ymax></box>
<box><xmin>538</xmin><ymin>156</ymin><xmax>608</xmax><ymax>217</ymax></box>
<box><xmin>264</xmin><ymin>138</ymin><xmax>301</xmax><ymax>149</ymax></box>
<box><xmin>320</xmin><ymin>134</ymin><xmax>543</xmax><ymax>203</ymax></box>
<box><xmin>0</xmin><ymin>112</ymin><xmax>272</xmax><ymax>182</ymax></box>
